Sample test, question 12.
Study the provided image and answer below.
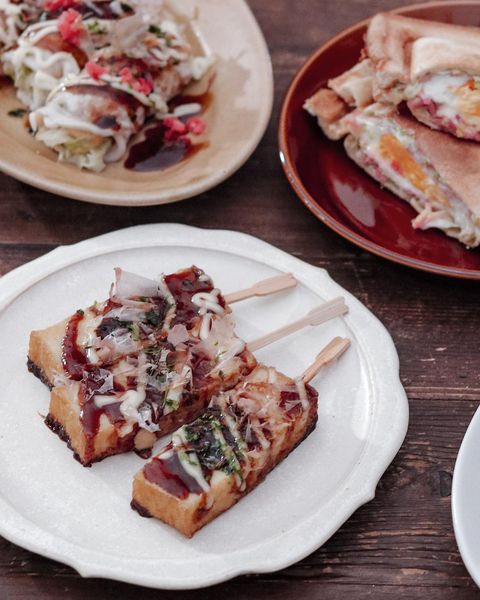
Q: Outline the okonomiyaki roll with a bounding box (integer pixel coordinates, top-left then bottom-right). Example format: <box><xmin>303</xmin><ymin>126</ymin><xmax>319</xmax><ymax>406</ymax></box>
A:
<box><xmin>28</xmin><ymin>78</ymin><xmax>149</xmax><ymax>170</ymax></box>
<box><xmin>1</xmin><ymin>2</ymin><xmax>137</xmax><ymax>109</ymax></box>
<box><xmin>28</xmin><ymin>9</ymin><xmax>214</xmax><ymax>170</ymax></box>
<box><xmin>0</xmin><ymin>0</ymin><xmax>134</xmax><ymax>51</ymax></box>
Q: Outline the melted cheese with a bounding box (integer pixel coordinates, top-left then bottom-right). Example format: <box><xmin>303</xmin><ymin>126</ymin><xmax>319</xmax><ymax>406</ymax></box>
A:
<box><xmin>411</xmin><ymin>72</ymin><xmax>480</xmax><ymax>132</ymax></box>
<box><xmin>420</xmin><ymin>72</ymin><xmax>467</xmax><ymax>109</ymax></box>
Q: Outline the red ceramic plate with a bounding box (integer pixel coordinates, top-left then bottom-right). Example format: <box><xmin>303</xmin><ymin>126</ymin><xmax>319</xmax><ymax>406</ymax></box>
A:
<box><xmin>279</xmin><ymin>1</ymin><xmax>480</xmax><ymax>279</ymax></box>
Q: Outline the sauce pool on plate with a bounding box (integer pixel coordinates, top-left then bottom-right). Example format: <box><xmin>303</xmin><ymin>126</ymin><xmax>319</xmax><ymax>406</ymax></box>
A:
<box><xmin>124</xmin><ymin>89</ymin><xmax>211</xmax><ymax>172</ymax></box>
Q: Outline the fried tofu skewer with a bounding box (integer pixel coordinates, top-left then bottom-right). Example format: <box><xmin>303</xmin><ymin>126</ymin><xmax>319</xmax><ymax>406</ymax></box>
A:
<box><xmin>131</xmin><ymin>336</ymin><xmax>351</xmax><ymax>537</ymax></box>
<box><xmin>29</xmin><ymin>265</ymin><xmax>347</xmax><ymax>467</ymax></box>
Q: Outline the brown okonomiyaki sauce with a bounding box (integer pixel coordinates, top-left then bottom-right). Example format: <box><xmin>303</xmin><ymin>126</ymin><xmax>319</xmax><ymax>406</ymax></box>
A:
<box><xmin>165</xmin><ymin>266</ymin><xmax>223</xmax><ymax>326</ymax></box>
<box><xmin>80</xmin><ymin>386</ymin><xmax>124</xmax><ymax>446</ymax></box>
<box><xmin>124</xmin><ymin>88</ymin><xmax>212</xmax><ymax>172</ymax></box>
<box><xmin>143</xmin><ymin>448</ymin><xmax>204</xmax><ymax>498</ymax></box>
<box><xmin>0</xmin><ymin>74</ymin><xmax>12</xmax><ymax>87</ymax></box>
<box><xmin>62</xmin><ymin>311</ymin><xmax>87</xmax><ymax>380</ymax></box>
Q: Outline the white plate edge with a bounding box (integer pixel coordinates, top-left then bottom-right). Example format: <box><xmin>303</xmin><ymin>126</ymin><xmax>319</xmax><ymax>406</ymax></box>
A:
<box><xmin>452</xmin><ymin>405</ymin><xmax>480</xmax><ymax>589</ymax></box>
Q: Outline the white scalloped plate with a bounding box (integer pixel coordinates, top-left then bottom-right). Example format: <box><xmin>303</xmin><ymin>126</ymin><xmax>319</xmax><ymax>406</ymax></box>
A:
<box><xmin>0</xmin><ymin>224</ymin><xmax>408</xmax><ymax>589</ymax></box>
<box><xmin>0</xmin><ymin>0</ymin><xmax>273</xmax><ymax>206</ymax></box>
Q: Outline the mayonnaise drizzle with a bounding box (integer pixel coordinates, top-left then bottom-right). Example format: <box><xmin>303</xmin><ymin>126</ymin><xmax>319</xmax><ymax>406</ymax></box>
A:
<box><xmin>23</xmin><ymin>21</ymin><xmax>59</xmax><ymax>46</ymax></box>
<box><xmin>173</xmin><ymin>427</ymin><xmax>211</xmax><ymax>493</ymax></box>
<box><xmin>119</xmin><ymin>351</ymin><xmax>147</xmax><ymax>419</ymax></box>
<box><xmin>94</xmin><ymin>394</ymin><xmax>121</xmax><ymax>408</ymax></box>
<box><xmin>191</xmin><ymin>289</ymin><xmax>224</xmax><ymax>316</ymax></box>
<box><xmin>199</xmin><ymin>313</ymin><xmax>212</xmax><ymax>340</ymax></box>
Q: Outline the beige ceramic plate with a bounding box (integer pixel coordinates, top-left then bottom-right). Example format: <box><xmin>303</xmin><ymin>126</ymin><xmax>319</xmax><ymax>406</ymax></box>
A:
<box><xmin>0</xmin><ymin>0</ymin><xmax>273</xmax><ymax>206</ymax></box>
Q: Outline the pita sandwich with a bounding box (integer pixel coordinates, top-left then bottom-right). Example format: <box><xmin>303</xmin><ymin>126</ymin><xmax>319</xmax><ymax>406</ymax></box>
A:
<box><xmin>366</xmin><ymin>13</ymin><xmax>480</xmax><ymax>140</ymax></box>
<box><xmin>303</xmin><ymin>59</ymin><xmax>374</xmax><ymax>140</ymax></box>
<box><xmin>344</xmin><ymin>103</ymin><xmax>480</xmax><ymax>247</ymax></box>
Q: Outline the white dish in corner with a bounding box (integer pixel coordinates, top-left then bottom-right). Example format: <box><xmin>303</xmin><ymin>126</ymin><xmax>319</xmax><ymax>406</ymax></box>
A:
<box><xmin>0</xmin><ymin>0</ymin><xmax>273</xmax><ymax>206</ymax></box>
<box><xmin>453</xmin><ymin>406</ymin><xmax>480</xmax><ymax>588</ymax></box>
<box><xmin>0</xmin><ymin>224</ymin><xmax>408</xmax><ymax>589</ymax></box>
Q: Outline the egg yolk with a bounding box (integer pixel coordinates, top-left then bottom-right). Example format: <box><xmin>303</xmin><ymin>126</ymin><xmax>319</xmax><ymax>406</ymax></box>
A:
<box><xmin>455</xmin><ymin>79</ymin><xmax>480</xmax><ymax>118</ymax></box>
<box><xmin>379</xmin><ymin>134</ymin><xmax>447</xmax><ymax>206</ymax></box>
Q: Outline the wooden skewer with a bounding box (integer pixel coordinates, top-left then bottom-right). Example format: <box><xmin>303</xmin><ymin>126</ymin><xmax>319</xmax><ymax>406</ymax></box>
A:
<box><xmin>248</xmin><ymin>297</ymin><xmax>348</xmax><ymax>352</ymax></box>
<box><xmin>301</xmin><ymin>336</ymin><xmax>351</xmax><ymax>384</ymax></box>
<box><xmin>224</xmin><ymin>273</ymin><xmax>297</xmax><ymax>304</ymax></box>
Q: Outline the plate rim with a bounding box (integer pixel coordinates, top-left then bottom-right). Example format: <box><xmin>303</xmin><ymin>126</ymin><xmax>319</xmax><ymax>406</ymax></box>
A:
<box><xmin>278</xmin><ymin>0</ymin><xmax>480</xmax><ymax>281</ymax></box>
<box><xmin>0</xmin><ymin>223</ymin><xmax>409</xmax><ymax>589</ymax></box>
<box><xmin>0</xmin><ymin>0</ymin><xmax>273</xmax><ymax>207</ymax></box>
<box><xmin>452</xmin><ymin>405</ymin><xmax>480</xmax><ymax>588</ymax></box>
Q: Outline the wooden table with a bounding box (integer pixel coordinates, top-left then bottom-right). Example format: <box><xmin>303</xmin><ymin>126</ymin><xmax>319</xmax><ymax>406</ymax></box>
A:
<box><xmin>1</xmin><ymin>0</ymin><xmax>479</xmax><ymax>598</ymax></box>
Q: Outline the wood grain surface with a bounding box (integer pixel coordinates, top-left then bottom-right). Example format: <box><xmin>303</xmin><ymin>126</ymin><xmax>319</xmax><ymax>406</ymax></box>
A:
<box><xmin>1</xmin><ymin>0</ymin><xmax>480</xmax><ymax>598</ymax></box>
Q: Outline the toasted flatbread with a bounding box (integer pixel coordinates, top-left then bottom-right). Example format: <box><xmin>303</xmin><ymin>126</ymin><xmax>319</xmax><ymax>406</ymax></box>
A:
<box><xmin>303</xmin><ymin>88</ymin><xmax>350</xmax><ymax>140</ymax></box>
<box><xmin>328</xmin><ymin>59</ymin><xmax>374</xmax><ymax>107</ymax></box>
<box><xmin>394</xmin><ymin>114</ymin><xmax>480</xmax><ymax>220</ymax></box>
<box><xmin>343</xmin><ymin>106</ymin><xmax>480</xmax><ymax>246</ymax></box>
<box><xmin>367</xmin><ymin>13</ymin><xmax>480</xmax><ymax>86</ymax></box>
<box><xmin>410</xmin><ymin>37</ymin><xmax>480</xmax><ymax>81</ymax></box>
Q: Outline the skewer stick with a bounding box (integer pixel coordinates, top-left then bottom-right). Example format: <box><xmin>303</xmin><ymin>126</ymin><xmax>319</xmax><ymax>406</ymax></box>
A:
<box><xmin>248</xmin><ymin>297</ymin><xmax>348</xmax><ymax>352</ymax></box>
<box><xmin>224</xmin><ymin>273</ymin><xmax>297</xmax><ymax>304</ymax></box>
<box><xmin>301</xmin><ymin>337</ymin><xmax>351</xmax><ymax>384</ymax></box>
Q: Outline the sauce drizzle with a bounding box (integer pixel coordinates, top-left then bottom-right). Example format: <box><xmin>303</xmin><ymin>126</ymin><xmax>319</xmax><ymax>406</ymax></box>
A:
<box><xmin>124</xmin><ymin>123</ymin><xmax>206</xmax><ymax>172</ymax></box>
<box><xmin>143</xmin><ymin>450</ymin><xmax>204</xmax><ymax>498</ymax></box>
<box><xmin>62</xmin><ymin>311</ymin><xmax>87</xmax><ymax>380</ymax></box>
